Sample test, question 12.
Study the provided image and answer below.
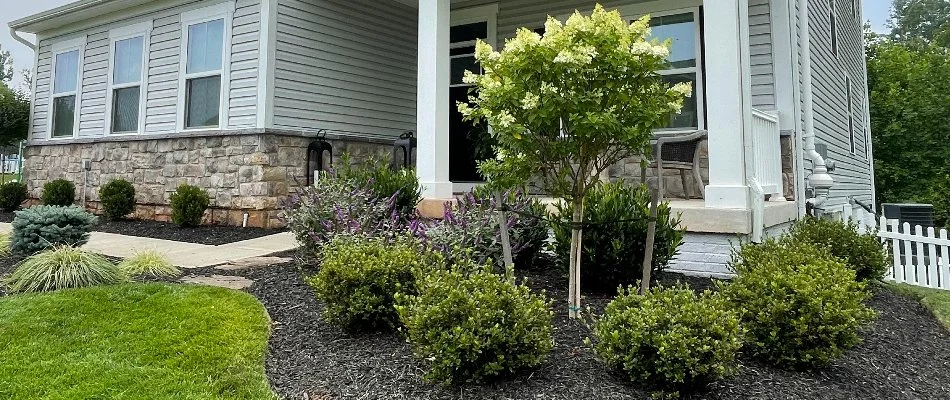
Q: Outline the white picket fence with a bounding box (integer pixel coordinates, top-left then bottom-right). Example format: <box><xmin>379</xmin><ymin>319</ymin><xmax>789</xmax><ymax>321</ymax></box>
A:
<box><xmin>844</xmin><ymin>207</ymin><xmax>950</xmax><ymax>290</ymax></box>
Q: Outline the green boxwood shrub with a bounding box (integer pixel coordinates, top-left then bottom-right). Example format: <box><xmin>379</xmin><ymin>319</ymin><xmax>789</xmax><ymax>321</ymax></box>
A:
<box><xmin>42</xmin><ymin>179</ymin><xmax>76</xmax><ymax>206</ymax></box>
<box><xmin>99</xmin><ymin>178</ymin><xmax>136</xmax><ymax>220</ymax></box>
<box><xmin>592</xmin><ymin>285</ymin><xmax>743</xmax><ymax>394</ymax></box>
<box><xmin>307</xmin><ymin>235</ymin><xmax>438</xmax><ymax>332</ymax></box>
<box><xmin>786</xmin><ymin>217</ymin><xmax>889</xmax><ymax>281</ymax></box>
<box><xmin>551</xmin><ymin>181</ymin><xmax>684</xmax><ymax>292</ymax></box>
<box><xmin>3</xmin><ymin>246</ymin><xmax>125</xmax><ymax>293</ymax></box>
<box><xmin>11</xmin><ymin>205</ymin><xmax>98</xmax><ymax>255</ymax></box>
<box><xmin>396</xmin><ymin>265</ymin><xmax>554</xmax><ymax>384</ymax></box>
<box><xmin>719</xmin><ymin>239</ymin><xmax>876</xmax><ymax>370</ymax></box>
<box><xmin>169</xmin><ymin>184</ymin><xmax>210</xmax><ymax>227</ymax></box>
<box><xmin>0</xmin><ymin>181</ymin><xmax>28</xmax><ymax>212</ymax></box>
<box><xmin>336</xmin><ymin>154</ymin><xmax>422</xmax><ymax>219</ymax></box>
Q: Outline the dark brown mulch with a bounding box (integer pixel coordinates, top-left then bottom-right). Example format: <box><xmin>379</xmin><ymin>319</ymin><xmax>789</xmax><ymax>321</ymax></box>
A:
<box><xmin>94</xmin><ymin>219</ymin><xmax>280</xmax><ymax>246</ymax></box>
<box><xmin>195</xmin><ymin>254</ymin><xmax>950</xmax><ymax>400</ymax></box>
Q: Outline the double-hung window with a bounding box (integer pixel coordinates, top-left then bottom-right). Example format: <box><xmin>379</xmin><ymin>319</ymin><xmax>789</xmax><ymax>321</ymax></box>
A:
<box><xmin>647</xmin><ymin>10</ymin><xmax>703</xmax><ymax>129</ymax></box>
<box><xmin>107</xmin><ymin>22</ymin><xmax>150</xmax><ymax>134</ymax></box>
<box><xmin>179</xmin><ymin>4</ymin><xmax>231</xmax><ymax>130</ymax></box>
<box><xmin>49</xmin><ymin>39</ymin><xmax>84</xmax><ymax>138</ymax></box>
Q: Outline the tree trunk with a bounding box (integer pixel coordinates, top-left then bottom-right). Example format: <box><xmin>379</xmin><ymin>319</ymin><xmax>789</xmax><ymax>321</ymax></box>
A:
<box><xmin>568</xmin><ymin>197</ymin><xmax>585</xmax><ymax>319</ymax></box>
<box><xmin>639</xmin><ymin>188</ymin><xmax>660</xmax><ymax>294</ymax></box>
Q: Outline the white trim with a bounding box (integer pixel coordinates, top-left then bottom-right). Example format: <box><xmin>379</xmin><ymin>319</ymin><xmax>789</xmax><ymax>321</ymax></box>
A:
<box><xmin>257</xmin><ymin>0</ymin><xmax>277</xmax><ymax>129</ymax></box>
<box><xmin>104</xmin><ymin>21</ymin><xmax>151</xmax><ymax>135</ymax></box>
<box><xmin>845</xmin><ymin>72</ymin><xmax>855</xmax><ymax>154</ymax></box>
<box><xmin>176</xmin><ymin>2</ymin><xmax>234</xmax><ymax>132</ymax></box>
<box><xmin>47</xmin><ymin>36</ymin><xmax>86</xmax><ymax>140</ymax></box>
<box><xmin>830</xmin><ymin>0</ymin><xmax>839</xmax><ymax>58</ymax></box>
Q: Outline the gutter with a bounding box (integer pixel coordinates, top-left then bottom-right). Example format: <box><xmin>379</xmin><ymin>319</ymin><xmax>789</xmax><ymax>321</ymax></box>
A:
<box><xmin>8</xmin><ymin>0</ymin><xmax>114</xmax><ymax>32</ymax></box>
<box><xmin>799</xmin><ymin>0</ymin><xmax>834</xmax><ymax>213</ymax></box>
<box><xmin>8</xmin><ymin>28</ymin><xmax>36</xmax><ymax>51</ymax></box>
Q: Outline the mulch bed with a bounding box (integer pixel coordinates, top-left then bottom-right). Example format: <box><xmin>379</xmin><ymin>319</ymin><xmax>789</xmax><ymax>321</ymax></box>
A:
<box><xmin>94</xmin><ymin>219</ymin><xmax>280</xmax><ymax>246</ymax></box>
<box><xmin>190</xmin><ymin>254</ymin><xmax>950</xmax><ymax>400</ymax></box>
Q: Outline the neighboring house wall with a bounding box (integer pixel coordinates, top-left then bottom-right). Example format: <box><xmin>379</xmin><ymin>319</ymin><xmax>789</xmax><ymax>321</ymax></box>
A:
<box><xmin>801</xmin><ymin>0</ymin><xmax>873</xmax><ymax>211</ymax></box>
<box><xmin>30</xmin><ymin>0</ymin><xmax>261</xmax><ymax>140</ymax></box>
<box><xmin>271</xmin><ymin>0</ymin><xmax>418</xmax><ymax>141</ymax></box>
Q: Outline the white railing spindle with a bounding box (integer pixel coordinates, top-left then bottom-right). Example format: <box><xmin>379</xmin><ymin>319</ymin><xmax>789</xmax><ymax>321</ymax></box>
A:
<box><xmin>750</xmin><ymin>109</ymin><xmax>783</xmax><ymax>199</ymax></box>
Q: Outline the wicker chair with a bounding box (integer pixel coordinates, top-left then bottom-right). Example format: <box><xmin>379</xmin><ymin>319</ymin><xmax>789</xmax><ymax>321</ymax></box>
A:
<box><xmin>640</xmin><ymin>130</ymin><xmax>708</xmax><ymax>200</ymax></box>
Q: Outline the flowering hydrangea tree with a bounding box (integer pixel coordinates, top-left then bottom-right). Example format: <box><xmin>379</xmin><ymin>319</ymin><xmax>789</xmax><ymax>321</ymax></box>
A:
<box><xmin>459</xmin><ymin>5</ymin><xmax>691</xmax><ymax>317</ymax></box>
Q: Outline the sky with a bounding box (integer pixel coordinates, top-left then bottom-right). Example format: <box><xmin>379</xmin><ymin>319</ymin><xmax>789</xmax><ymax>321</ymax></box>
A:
<box><xmin>1</xmin><ymin>0</ymin><xmax>894</xmax><ymax>90</ymax></box>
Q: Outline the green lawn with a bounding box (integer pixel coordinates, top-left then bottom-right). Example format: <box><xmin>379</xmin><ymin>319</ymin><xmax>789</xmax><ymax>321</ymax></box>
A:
<box><xmin>0</xmin><ymin>283</ymin><xmax>276</xmax><ymax>400</ymax></box>
<box><xmin>891</xmin><ymin>283</ymin><xmax>950</xmax><ymax>330</ymax></box>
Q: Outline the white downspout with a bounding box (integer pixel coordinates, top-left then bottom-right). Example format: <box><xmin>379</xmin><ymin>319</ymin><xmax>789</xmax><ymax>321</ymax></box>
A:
<box><xmin>799</xmin><ymin>0</ymin><xmax>834</xmax><ymax>212</ymax></box>
<box><xmin>9</xmin><ymin>28</ymin><xmax>36</xmax><ymax>51</ymax></box>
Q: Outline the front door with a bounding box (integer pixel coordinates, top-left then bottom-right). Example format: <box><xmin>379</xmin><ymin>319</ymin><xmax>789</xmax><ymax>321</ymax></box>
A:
<box><xmin>448</xmin><ymin>20</ymin><xmax>492</xmax><ymax>183</ymax></box>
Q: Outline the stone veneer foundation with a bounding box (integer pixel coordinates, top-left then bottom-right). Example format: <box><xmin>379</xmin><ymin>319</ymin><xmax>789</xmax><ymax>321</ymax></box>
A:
<box><xmin>23</xmin><ymin>131</ymin><xmax>392</xmax><ymax>228</ymax></box>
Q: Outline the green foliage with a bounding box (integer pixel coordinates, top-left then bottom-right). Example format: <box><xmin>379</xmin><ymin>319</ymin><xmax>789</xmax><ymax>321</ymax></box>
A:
<box><xmin>0</xmin><ymin>283</ymin><xmax>276</xmax><ymax>399</ymax></box>
<box><xmin>719</xmin><ymin>239</ymin><xmax>876</xmax><ymax>370</ymax></box>
<box><xmin>890</xmin><ymin>0</ymin><xmax>950</xmax><ymax>46</ymax></box>
<box><xmin>11</xmin><ymin>205</ymin><xmax>98</xmax><ymax>255</ymax></box>
<box><xmin>592</xmin><ymin>285</ymin><xmax>743</xmax><ymax>394</ymax></box>
<box><xmin>118</xmin><ymin>250</ymin><xmax>180</xmax><ymax>278</ymax></box>
<box><xmin>0</xmin><ymin>181</ymin><xmax>27</xmax><ymax>212</ymax></box>
<box><xmin>472</xmin><ymin>186</ymin><xmax>550</xmax><ymax>268</ymax></box>
<box><xmin>169</xmin><ymin>184</ymin><xmax>210</xmax><ymax>227</ymax></box>
<box><xmin>551</xmin><ymin>181</ymin><xmax>683</xmax><ymax>292</ymax></box>
<box><xmin>2</xmin><ymin>246</ymin><xmax>126</xmax><ymax>293</ymax></box>
<box><xmin>307</xmin><ymin>235</ymin><xmax>437</xmax><ymax>332</ymax></box>
<box><xmin>99</xmin><ymin>178</ymin><xmax>136</xmax><ymax>220</ymax></box>
<box><xmin>396</xmin><ymin>266</ymin><xmax>554</xmax><ymax>384</ymax></box>
<box><xmin>0</xmin><ymin>233</ymin><xmax>10</xmax><ymax>257</ymax></box>
<box><xmin>41</xmin><ymin>179</ymin><xmax>76</xmax><ymax>206</ymax></box>
<box><xmin>0</xmin><ymin>83</ymin><xmax>29</xmax><ymax>147</ymax></box>
<box><xmin>335</xmin><ymin>154</ymin><xmax>422</xmax><ymax>219</ymax></box>
<box><xmin>787</xmin><ymin>217</ymin><xmax>889</xmax><ymax>281</ymax></box>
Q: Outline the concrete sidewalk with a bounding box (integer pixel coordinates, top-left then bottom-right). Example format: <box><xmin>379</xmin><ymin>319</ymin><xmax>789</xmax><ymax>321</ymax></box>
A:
<box><xmin>0</xmin><ymin>223</ymin><xmax>299</xmax><ymax>268</ymax></box>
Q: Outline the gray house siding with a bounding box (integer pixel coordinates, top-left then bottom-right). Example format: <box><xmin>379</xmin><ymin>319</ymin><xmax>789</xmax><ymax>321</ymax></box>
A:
<box><xmin>30</xmin><ymin>0</ymin><xmax>261</xmax><ymax>140</ymax></box>
<box><xmin>804</xmin><ymin>0</ymin><xmax>872</xmax><ymax>210</ymax></box>
<box><xmin>749</xmin><ymin>0</ymin><xmax>775</xmax><ymax>109</ymax></box>
<box><xmin>271</xmin><ymin>0</ymin><xmax>418</xmax><ymax>140</ymax></box>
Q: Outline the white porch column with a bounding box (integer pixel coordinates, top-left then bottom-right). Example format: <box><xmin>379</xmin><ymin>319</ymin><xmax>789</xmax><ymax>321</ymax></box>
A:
<box><xmin>703</xmin><ymin>0</ymin><xmax>753</xmax><ymax>209</ymax></box>
<box><xmin>416</xmin><ymin>0</ymin><xmax>453</xmax><ymax>199</ymax></box>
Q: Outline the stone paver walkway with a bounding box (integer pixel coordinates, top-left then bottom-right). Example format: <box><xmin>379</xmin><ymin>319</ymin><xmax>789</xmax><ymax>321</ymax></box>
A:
<box><xmin>0</xmin><ymin>222</ymin><xmax>298</xmax><ymax>269</ymax></box>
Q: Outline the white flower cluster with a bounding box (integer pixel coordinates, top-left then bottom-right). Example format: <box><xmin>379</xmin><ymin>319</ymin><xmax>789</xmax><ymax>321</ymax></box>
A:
<box><xmin>630</xmin><ymin>42</ymin><xmax>670</xmax><ymax>59</ymax></box>
<box><xmin>522</xmin><ymin>92</ymin><xmax>540</xmax><ymax>110</ymax></box>
<box><xmin>670</xmin><ymin>82</ymin><xmax>693</xmax><ymax>98</ymax></box>
<box><xmin>554</xmin><ymin>45</ymin><xmax>598</xmax><ymax>65</ymax></box>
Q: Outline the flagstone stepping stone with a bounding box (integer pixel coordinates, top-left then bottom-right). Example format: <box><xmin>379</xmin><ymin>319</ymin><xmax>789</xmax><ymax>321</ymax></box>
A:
<box><xmin>180</xmin><ymin>274</ymin><xmax>255</xmax><ymax>290</ymax></box>
<box><xmin>214</xmin><ymin>256</ymin><xmax>293</xmax><ymax>271</ymax></box>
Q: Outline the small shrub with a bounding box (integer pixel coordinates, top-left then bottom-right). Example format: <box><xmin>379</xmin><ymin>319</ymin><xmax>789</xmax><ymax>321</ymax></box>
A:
<box><xmin>42</xmin><ymin>179</ymin><xmax>76</xmax><ymax>206</ymax></box>
<box><xmin>0</xmin><ymin>181</ymin><xmax>28</xmax><ymax>212</ymax></box>
<box><xmin>415</xmin><ymin>188</ymin><xmax>548</xmax><ymax>269</ymax></box>
<box><xmin>787</xmin><ymin>217</ymin><xmax>889</xmax><ymax>281</ymax></box>
<box><xmin>280</xmin><ymin>177</ymin><xmax>400</xmax><ymax>258</ymax></box>
<box><xmin>306</xmin><ymin>235</ymin><xmax>436</xmax><ymax>331</ymax></box>
<box><xmin>551</xmin><ymin>181</ymin><xmax>684</xmax><ymax>292</ymax></box>
<box><xmin>719</xmin><ymin>239</ymin><xmax>876</xmax><ymax>370</ymax></box>
<box><xmin>99</xmin><ymin>178</ymin><xmax>136</xmax><ymax>220</ymax></box>
<box><xmin>592</xmin><ymin>285</ymin><xmax>743</xmax><ymax>394</ymax></box>
<box><xmin>3</xmin><ymin>246</ymin><xmax>126</xmax><ymax>293</ymax></box>
<box><xmin>396</xmin><ymin>265</ymin><xmax>554</xmax><ymax>384</ymax></box>
<box><xmin>118</xmin><ymin>250</ymin><xmax>180</xmax><ymax>278</ymax></box>
<box><xmin>336</xmin><ymin>154</ymin><xmax>422</xmax><ymax>219</ymax></box>
<box><xmin>169</xmin><ymin>184</ymin><xmax>210</xmax><ymax>227</ymax></box>
<box><xmin>0</xmin><ymin>234</ymin><xmax>10</xmax><ymax>257</ymax></box>
<box><xmin>11</xmin><ymin>205</ymin><xmax>98</xmax><ymax>255</ymax></box>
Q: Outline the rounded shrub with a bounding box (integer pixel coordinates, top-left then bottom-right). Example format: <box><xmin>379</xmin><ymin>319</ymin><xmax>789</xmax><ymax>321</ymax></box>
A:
<box><xmin>118</xmin><ymin>250</ymin><xmax>180</xmax><ymax>278</ymax></box>
<box><xmin>11</xmin><ymin>205</ymin><xmax>98</xmax><ymax>255</ymax></box>
<box><xmin>719</xmin><ymin>239</ymin><xmax>876</xmax><ymax>370</ymax></box>
<box><xmin>551</xmin><ymin>181</ymin><xmax>684</xmax><ymax>292</ymax></box>
<box><xmin>99</xmin><ymin>178</ymin><xmax>136</xmax><ymax>220</ymax></box>
<box><xmin>170</xmin><ymin>184</ymin><xmax>210</xmax><ymax>227</ymax></box>
<box><xmin>592</xmin><ymin>285</ymin><xmax>743</xmax><ymax>394</ymax></box>
<box><xmin>786</xmin><ymin>217</ymin><xmax>889</xmax><ymax>281</ymax></box>
<box><xmin>396</xmin><ymin>265</ymin><xmax>554</xmax><ymax>384</ymax></box>
<box><xmin>306</xmin><ymin>235</ymin><xmax>438</xmax><ymax>332</ymax></box>
<box><xmin>3</xmin><ymin>246</ymin><xmax>126</xmax><ymax>293</ymax></box>
<box><xmin>0</xmin><ymin>181</ymin><xmax>28</xmax><ymax>212</ymax></box>
<box><xmin>42</xmin><ymin>179</ymin><xmax>76</xmax><ymax>206</ymax></box>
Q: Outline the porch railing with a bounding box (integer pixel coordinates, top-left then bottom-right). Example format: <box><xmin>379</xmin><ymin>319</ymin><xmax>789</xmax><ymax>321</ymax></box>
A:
<box><xmin>750</xmin><ymin>108</ymin><xmax>783</xmax><ymax>198</ymax></box>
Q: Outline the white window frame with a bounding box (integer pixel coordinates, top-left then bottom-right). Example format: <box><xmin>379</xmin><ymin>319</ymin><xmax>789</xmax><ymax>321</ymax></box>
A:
<box><xmin>47</xmin><ymin>37</ymin><xmax>86</xmax><ymax>140</ymax></box>
<box><xmin>846</xmin><ymin>73</ymin><xmax>855</xmax><ymax>154</ymax></box>
<box><xmin>105</xmin><ymin>21</ymin><xmax>152</xmax><ymax>135</ymax></box>
<box><xmin>177</xmin><ymin>2</ymin><xmax>234</xmax><ymax>132</ymax></box>
<box><xmin>831</xmin><ymin>0</ymin><xmax>839</xmax><ymax>57</ymax></box>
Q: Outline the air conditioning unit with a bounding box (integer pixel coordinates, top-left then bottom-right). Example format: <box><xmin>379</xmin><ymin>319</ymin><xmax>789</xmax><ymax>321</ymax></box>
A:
<box><xmin>882</xmin><ymin>203</ymin><xmax>935</xmax><ymax>228</ymax></box>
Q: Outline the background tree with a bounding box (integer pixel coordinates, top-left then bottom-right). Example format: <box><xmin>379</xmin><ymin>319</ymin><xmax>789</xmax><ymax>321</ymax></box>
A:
<box><xmin>460</xmin><ymin>5</ymin><xmax>689</xmax><ymax>317</ymax></box>
<box><xmin>890</xmin><ymin>0</ymin><xmax>950</xmax><ymax>45</ymax></box>
<box><xmin>0</xmin><ymin>46</ymin><xmax>13</xmax><ymax>84</ymax></box>
<box><xmin>0</xmin><ymin>48</ymin><xmax>30</xmax><ymax>147</ymax></box>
